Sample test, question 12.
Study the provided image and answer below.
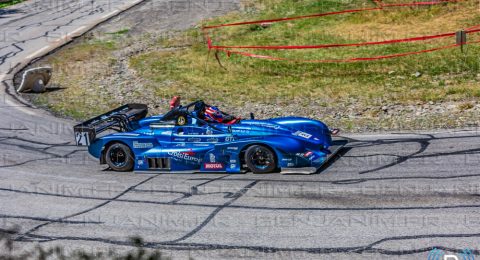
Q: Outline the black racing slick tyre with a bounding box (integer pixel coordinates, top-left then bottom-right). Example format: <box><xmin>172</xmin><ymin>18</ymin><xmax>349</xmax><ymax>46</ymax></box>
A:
<box><xmin>105</xmin><ymin>143</ymin><xmax>134</xmax><ymax>172</ymax></box>
<box><xmin>245</xmin><ymin>145</ymin><xmax>277</xmax><ymax>174</ymax></box>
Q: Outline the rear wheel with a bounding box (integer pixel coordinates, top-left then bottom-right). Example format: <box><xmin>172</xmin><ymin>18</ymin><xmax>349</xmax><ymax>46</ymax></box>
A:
<box><xmin>245</xmin><ymin>145</ymin><xmax>277</xmax><ymax>174</ymax></box>
<box><xmin>105</xmin><ymin>143</ymin><xmax>134</xmax><ymax>172</ymax></box>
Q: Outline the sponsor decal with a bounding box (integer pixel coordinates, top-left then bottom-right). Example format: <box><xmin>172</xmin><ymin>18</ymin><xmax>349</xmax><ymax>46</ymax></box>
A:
<box><xmin>206</xmin><ymin>129</ymin><xmax>213</xmax><ymax>135</ymax></box>
<box><xmin>133</xmin><ymin>141</ymin><xmax>154</xmax><ymax>149</ymax></box>
<box><xmin>230</xmin><ymin>164</ymin><xmax>236</xmax><ymax>169</ymax></box>
<box><xmin>168</xmin><ymin>151</ymin><xmax>201</xmax><ymax>163</ymax></box>
<box><xmin>293</xmin><ymin>131</ymin><xmax>312</xmax><ymax>139</ymax></box>
<box><xmin>230</xmin><ymin>159</ymin><xmax>237</xmax><ymax>163</ymax></box>
<box><xmin>204</xmin><ymin>163</ymin><xmax>224</xmax><ymax>170</ymax></box>
<box><xmin>248</xmin><ymin>122</ymin><xmax>281</xmax><ymax>130</ymax></box>
<box><xmin>112</xmin><ymin>133</ymin><xmax>140</xmax><ymax>136</ymax></box>
<box><xmin>209</xmin><ymin>153</ymin><xmax>216</xmax><ymax>162</ymax></box>
<box><xmin>227</xmin><ymin>146</ymin><xmax>238</xmax><ymax>151</ymax></box>
<box><xmin>174</xmin><ymin>138</ymin><xmax>186</xmax><ymax>141</ymax></box>
<box><xmin>161</xmin><ymin>131</ymin><xmax>172</xmax><ymax>135</ymax></box>
<box><xmin>193</xmin><ymin>143</ymin><xmax>210</xmax><ymax>147</ymax></box>
<box><xmin>150</xmin><ymin>124</ymin><xmax>174</xmax><ymax>128</ymax></box>
<box><xmin>225</xmin><ymin>136</ymin><xmax>237</xmax><ymax>142</ymax></box>
<box><xmin>177</xmin><ymin>116</ymin><xmax>187</xmax><ymax>126</ymax></box>
<box><xmin>304</xmin><ymin>151</ymin><xmax>314</xmax><ymax>157</ymax></box>
<box><xmin>188</xmin><ymin>138</ymin><xmax>202</xmax><ymax>142</ymax></box>
<box><xmin>207</xmin><ymin>137</ymin><xmax>219</xmax><ymax>143</ymax></box>
<box><xmin>138</xmin><ymin>160</ymin><xmax>144</xmax><ymax>166</ymax></box>
<box><xmin>175</xmin><ymin>143</ymin><xmax>186</xmax><ymax>147</ymax></box>
<box><xmin>232</xmin><ymin>128</ymin><xmax>252</xmax><ymax>134</ymax></box>
<box><xmin>296</xmin><ymin>151</ymin><xmax>314</xmax><ymax>158</ymax></box>
<box><xmin>181</xmin><ymin>149</ymin><xmax>195</xmax><ymax>156</ymax></box>
<box><xmin>287</xmin><ymin>163</ymin><xmax>295</xmax><ymax>167</ymax></box>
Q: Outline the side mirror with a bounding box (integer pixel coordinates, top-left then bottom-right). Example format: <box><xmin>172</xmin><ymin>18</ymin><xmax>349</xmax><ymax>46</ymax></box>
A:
<box><xmin>250</xmin><ymin>113</ymin><xmax>255</xmax><ymax>120</ymax></box>
<box><xmin>228</xmin><ymin>125</ymin><xmax>233</xmax><ymax>133</ymax></box>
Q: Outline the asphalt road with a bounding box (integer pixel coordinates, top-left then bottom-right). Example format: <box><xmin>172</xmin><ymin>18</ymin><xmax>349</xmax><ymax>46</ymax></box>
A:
<box><xmin>1</xmin><ymin>1</ymin><xmax>480</xmax><ymax>259</ymax></box>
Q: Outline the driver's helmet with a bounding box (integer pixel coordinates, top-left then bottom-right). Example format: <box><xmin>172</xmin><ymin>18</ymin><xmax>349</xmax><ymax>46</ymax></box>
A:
<box><xmin>204</xmin><ymin>106</ymin><xmax>223</xmax><ymax>123</ymax></box>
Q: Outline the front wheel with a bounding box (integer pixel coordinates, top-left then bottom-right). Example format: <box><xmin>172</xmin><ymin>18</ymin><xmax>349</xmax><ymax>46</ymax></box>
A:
<box><xmin>105</xmin><ymin>143</ymin><xmax>134</xmax><ymax>172</ymax></box>
<box><xmin>245</xmin><ymin>145</ymin><xmax>277</xmax><ymax>174</ymax></box>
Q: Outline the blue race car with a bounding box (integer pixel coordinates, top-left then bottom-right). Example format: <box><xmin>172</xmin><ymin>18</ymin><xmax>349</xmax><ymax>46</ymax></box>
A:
<box><xmin>74</xmin><ymin>98</ymin><xmax>347</xmax><ymax>174</ymax></box>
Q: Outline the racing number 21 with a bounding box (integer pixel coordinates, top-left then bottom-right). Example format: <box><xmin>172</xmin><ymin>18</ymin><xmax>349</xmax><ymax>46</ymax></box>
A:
<box><xmin>76</xmin><ymin>132</ymin><xmax>91</xmax><ymax>146</ymax></box>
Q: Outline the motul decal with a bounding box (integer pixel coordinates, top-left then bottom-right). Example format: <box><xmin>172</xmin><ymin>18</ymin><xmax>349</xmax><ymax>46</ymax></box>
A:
<box><xmin>204</xmin><ymin>163</ymin><xmax>224</xmax><ymax>170</ymax></box>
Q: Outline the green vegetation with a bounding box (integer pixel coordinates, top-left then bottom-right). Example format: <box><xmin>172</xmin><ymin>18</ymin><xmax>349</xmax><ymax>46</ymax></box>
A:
<box><xmin>130</xmin><ymin>0</ymin><xmax>480</xmax><ymax>105</ymax></box>
<box><xmin>0</xmin><ymin>0</ymin><xmax>24</xmax><ymax>8</ymax></box>
<box><xmin>106</xmin><ymin>28</ymin><xmax>131</xmax><ymax>36</ymax></box>
<box><xmin>0</xmin><ymin>230</ymin><xmax>170</xmax><ymax>260</ymax></box>
<box><xmin>29</xmin><ymin>0</ymin><xmax>480</xmax><ymax>131</ymax></box>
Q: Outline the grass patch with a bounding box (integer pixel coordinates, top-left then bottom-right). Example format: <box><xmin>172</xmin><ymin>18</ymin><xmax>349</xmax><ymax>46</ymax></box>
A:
<box><xmin>0</xmin><ymin>0</ymin><xmax>24</xmax><ymax>8</ymax></box>
<box><xmin>129</xmin><ymin>0</ymin><xmax>480</xmax><ymax>106</ymax></box>
<box><xmin>106</xmin><ymin>28</ymin><xmax>130</xmax><ymax>36</ymax></box>
<box><xmin>30</xmin><ymin>0</ymin><xmax>480</xmax><ymax>131</ymax></box>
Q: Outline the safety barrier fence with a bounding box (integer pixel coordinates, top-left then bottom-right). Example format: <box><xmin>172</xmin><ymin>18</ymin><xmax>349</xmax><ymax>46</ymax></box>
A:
<box><xmin>202</xmin><ymin>0</ymin><xmax>476</xmax><ymax>63</ymax></box>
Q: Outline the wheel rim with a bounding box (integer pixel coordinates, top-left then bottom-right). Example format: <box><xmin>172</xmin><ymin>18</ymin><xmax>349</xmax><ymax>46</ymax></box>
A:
<box><xmin>249</xmin><ymin>147</ymin><xmax>274</xmax><ymax>170</ymax></box>
<box><xmin>109</xmin><ymin>146</ymin><xmax>127</xmax><ymax>168</ymax></box>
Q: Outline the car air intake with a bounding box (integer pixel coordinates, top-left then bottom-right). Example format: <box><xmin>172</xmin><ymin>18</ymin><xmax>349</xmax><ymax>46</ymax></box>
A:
<box><xmin>147</xmin><ymin>158</ymin><xmax>171</xmax><ymax>169</ymax></box>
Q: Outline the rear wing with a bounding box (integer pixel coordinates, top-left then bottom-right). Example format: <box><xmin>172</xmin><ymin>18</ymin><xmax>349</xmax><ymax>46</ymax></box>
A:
<box><xmin>74</xmin><ymin>104</ymin><xmax>148</xmax><ymax>146</ymax></box>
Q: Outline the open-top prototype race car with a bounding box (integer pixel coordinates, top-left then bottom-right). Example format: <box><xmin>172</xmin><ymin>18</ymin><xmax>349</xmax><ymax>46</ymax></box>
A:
<box><xmin>74</xmin><ymin>97</ymin><xmax>347</xmax><ymax>174</ymax></box>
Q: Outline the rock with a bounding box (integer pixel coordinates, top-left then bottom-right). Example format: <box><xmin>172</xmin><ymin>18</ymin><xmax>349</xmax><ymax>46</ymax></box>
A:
<box><xmin>414</xmin><ymin>72</ymin><xmax>422</xmax><ymax>78</ymax></box>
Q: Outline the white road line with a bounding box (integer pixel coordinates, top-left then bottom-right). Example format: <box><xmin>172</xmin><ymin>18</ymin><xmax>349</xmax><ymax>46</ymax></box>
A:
<box><xmin>54</xmin><ymin>35</ymin><xmax>69</xmax><ymax>43</ymax></box>
<box><xmin>4</xmin><ymin>97</ymin><xmax>37</xmax><ymax>116</ymax></box>
<box><xmin>67</xmin><ymin>25</ymin><xmax>87</xmax><ymax>37</ymax></box>
<box><xmin>102</xmin><ymin>10</ymin><xmax>120</xmax><ymax>19</ymax></box>
<box><xmin>124</xmin><ymin>0</ymin><xmax>144</xmax><ymax>8</ymax></box>
<box><xmin>25</xmin><ymin>46</ymin><xmax>51</xmax><ymax>60</ymax></box>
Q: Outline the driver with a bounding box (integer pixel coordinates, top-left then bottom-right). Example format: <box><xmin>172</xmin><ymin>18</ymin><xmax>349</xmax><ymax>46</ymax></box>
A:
<box><xmin>204</xmin><ymin>106</ymin><xmax>224</xmax><ymax>123</ymax></box>
<box><xmin>168</xmin><ymin>96</ymin><xmax>240</xmax><ymax>124</ymax></box>
<box><xmin>204</xmin><ymin>105</ymin><xmax>239</xmax><ymax>124</ymax></box>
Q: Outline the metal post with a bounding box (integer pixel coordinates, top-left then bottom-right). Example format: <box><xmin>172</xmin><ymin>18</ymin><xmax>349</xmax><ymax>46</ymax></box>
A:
<box><xmin>456</xmin><ymin>30</ymin><xmax>467</xmax><ymax>53</ymax></box>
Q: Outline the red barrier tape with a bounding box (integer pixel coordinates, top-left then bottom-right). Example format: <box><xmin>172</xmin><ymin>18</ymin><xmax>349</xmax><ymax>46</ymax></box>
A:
<box><xmin>203</xmin><ymin>0</ymin><xmax>458</xmax><ymax>29</ymax></box>
<box><xmin>210</xmin><ymin>28</ymin><xmax>480</xmax><ymax>50</ymax></box>
<box><xmin>203</xmin><ymin>7</ymin><xmax>382</xmax><ymax>30</ymax></box>
<box><xmin>203</xmin><ymin>0</ymin><xmax>473</xmax><ymax>63</ymax></box>
<box><xmin>217</xmin><ymin>40</ymin><xmax>480</xmax><ymax>63</ymax></box>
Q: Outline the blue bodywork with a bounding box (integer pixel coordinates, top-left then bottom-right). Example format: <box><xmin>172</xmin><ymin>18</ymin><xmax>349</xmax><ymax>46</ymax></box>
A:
<box><xmin>91</xmin><ymin>119</ymin><xmax>332</xmax><ymax>173</ymax></box>
<box><xmin>78</xmin><ymin>103</ymin><xmax>335</xmax><ymax>173</ymax></box>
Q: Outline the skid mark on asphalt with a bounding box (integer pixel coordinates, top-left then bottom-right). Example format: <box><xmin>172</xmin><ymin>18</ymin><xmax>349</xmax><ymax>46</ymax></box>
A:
<box><xmin>3</xmin><ymin>183</ymin><xmax>480</xmax><ymax>212</ymax></box>
<box><xmin>0</xmin><ymin>214</ymin><xmax>101</xmax><ymax>225</ymax></box>
<box><xmin>4</xmin><ymin>227</ymin><xmax>480</xmax><ymax>256</ymax></box>
<box><xmin>0</xmin><ymin>135</ymin><xmax>84</xmax><ymax>168</ymax></box>
<box><xmin>189</xmin><ymin>172</ymin><xmax>480</xmax><ymax>185</ymax></box>
<box><xmin>338</xmin><ymin>134</ymin><xmax>480</xmax><ymax>174</ymax></box>
<box><xmin>15</xmin><ymin>174</ymin><xmax>160</xmax><ymax>241</ymax></box>
<box><xmin>168</xmin><ymin>180</ymin><xmax>258</xmax><ymax>243</ymax></box>
<box><xmin>2</xmin><ymin>155</ymin><xmax>480</xmax><ymax>256</ymax></box>
<box><xmin>168</xmin><ymin>175</ymin><xmax>229</xmax><ymax>204</ymax></box>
